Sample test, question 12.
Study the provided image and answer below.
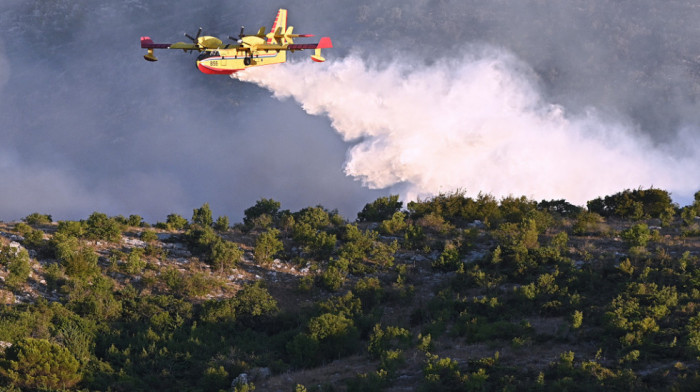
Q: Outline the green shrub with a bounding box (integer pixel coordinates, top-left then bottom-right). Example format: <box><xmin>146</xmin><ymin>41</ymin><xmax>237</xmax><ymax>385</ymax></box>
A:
<box><xmin>165</xmin><ymin>213</ymin><xmax>188</xmax><ymax>230</ymax></box>
<box><xmin>254</xmin><ymin>228</ymin><xmax>283</xmax><ymax>265</ymax></box>
<box><xmin>214</xmin><ymin>215</ymin><xmax>230</xmax><ymax>232</ymax></box>
<box><xmin>621</xmin><ymin>224</ymin><xmax>651</xmax><ymax>248</ymax></box>
<box><xmin>140</xmin><ymin>230</ymin><xmax>158</xmax><ymax>243</ymax></box>
<box><xmin>0</xmin><ymin>338</ymin><xmax>81</xmax><ymax>390</ymax></box>
<box><xmin>84</xmin><ymin>212</ymin><xmax>122</xmax><ymax>242</ymax></box>
<box><xmin>244</xmin><ymin>198</ymin><xmax>281</xmax><ymax>227</ymax></box>
<box><xmin>357</xmin><ymin>195</ymin><xmax>403</xmax><ymax>222</ymax></box>
<box><xmin>4</xmin><ymin>248</ymin><xmax>31</xmax><ymax>291</ymax></box>
<box><xmin>192</xmin><ymin>203</ymin><xmax>214</xmax><ymax>227</ymax></box>
<box><xmin>23</xmin><ymin>212</ymin><xmax>52</xmax><ymax>225</ymax></box>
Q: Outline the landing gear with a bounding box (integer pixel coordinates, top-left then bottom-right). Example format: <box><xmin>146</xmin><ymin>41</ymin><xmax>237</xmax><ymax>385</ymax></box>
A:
<box><xmin>244</xmin><ymin>57</ymin><xmax>251</xmax><ymax>66</ymax></box>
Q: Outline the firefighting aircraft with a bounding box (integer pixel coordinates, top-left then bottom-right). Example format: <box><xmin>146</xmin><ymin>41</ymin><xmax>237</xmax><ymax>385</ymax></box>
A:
<box><xmin>140</xmin><ymin>9</ymin><xmax>332</xmax><ymax>75</ymax></box>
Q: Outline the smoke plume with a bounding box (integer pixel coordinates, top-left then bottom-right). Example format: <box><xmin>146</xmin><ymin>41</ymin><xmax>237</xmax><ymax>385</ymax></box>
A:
<box><xmin>236</xmin><ymin>49</ymin><xmax>699</xmax><ymax>205</ymax></box>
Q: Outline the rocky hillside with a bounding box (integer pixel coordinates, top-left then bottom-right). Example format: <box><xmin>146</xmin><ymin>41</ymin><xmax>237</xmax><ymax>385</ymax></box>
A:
<box><xmin>1</xmin><ymin>190</ymin><xmax>700</xmax><ymax>391</ymax></box>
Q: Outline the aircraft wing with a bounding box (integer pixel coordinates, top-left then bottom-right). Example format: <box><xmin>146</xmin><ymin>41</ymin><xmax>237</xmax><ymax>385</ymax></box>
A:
<box><xmin>248</xmin><ymin>37</ymin><xmax>333</xmax><ymax>52</ymax></box>
<box><xmin>169</xmin><ymin>42</ymin><xmax>201</xmax><ymax>50</ymax></box>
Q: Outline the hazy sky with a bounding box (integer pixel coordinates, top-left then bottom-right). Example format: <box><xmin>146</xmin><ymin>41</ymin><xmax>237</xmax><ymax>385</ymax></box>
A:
<box><xmin>1</xmin><ymin>0</ymin><xmax>699</xmax><ymax>222</ymax></box>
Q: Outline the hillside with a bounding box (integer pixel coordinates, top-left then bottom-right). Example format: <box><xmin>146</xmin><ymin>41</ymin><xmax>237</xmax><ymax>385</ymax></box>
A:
<box><xmin>1</xmin><ymin>189</ymin><xmax>700</xmax><ymax>391</ymax></box>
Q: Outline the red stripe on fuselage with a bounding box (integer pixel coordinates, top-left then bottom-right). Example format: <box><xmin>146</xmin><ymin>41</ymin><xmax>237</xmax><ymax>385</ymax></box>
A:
<box><xmin>197</xmin><ymin>63</ymin><xmax>239</xmax><ymax>75</ymax></box>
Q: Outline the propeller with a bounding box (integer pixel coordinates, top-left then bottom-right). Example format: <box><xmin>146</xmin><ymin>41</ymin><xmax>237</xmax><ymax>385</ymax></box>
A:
<box><xmin>228</xmin><ymin>26</ymin><xmax>246</xmax><ymax>44</ymax></box>
<box><xmin>185</xmin><ymin>27</ymin><xmax>203</xmax><ymax>43</ymax></box>
<box><xmin>181</xmin><ymin>27</ymin><xmax>203</xmax><ymax>53</ymax></box>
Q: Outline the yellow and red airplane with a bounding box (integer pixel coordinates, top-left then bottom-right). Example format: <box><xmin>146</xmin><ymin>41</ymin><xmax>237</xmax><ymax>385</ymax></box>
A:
<box><xmin>140</xmin><ymin>9</ymin><xmax>332</xmax><ymax>75</ymax></box>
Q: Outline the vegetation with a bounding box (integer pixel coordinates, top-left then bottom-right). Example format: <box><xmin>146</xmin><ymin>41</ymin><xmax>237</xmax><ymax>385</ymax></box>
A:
<box><xmin>0</xmin><ymin>187</ymin><xmax>699</xmax><ymax>390</ymax></box>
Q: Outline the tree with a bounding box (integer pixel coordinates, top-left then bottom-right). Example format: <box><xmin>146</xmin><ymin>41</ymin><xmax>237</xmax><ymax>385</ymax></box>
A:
<box><xmin>62</xmin><ymin>247</ymin><xmax>100</xmax><ymax>279</ymax></box>
<box><xmin>587</xmin><ymin>188</ymin><xmax>675</xmax><ymax>219</ymax></box>
<box><xmin>0</xmin><ymin>338</ymin><xmax>82</xmax><ymax>390</ymax></box>
<box><xmin>209</xmin><ymin>239</ymin><xmax>243</xmax><ymax>274</ymax></box>
<box><xmin>23</xmin><ymin>212</ymin><xmax>52</xmax><ymax>225</ymax></box>
<box><xmin>124</xmin><ymin>248</ymin><xmax>146</xmax><ymax>275</ymax></box>
<box><xmin>127</xmin><ymin>214</ymin><xmax>143</xmax><ymax>227</ymax></box>
<box><xmin>192</xmin><ymin>203</ymin><xmax>213</xmax><ymax>227</ymax></box>
<box><xmin>165</xmin><ymin>213</ymin><xmax>188</xmax><ymax>230</ymax></box>
<box><xmin>234</xmin><ymin>281</ymin><xmax>278</xmax><ymax>320</ymax></box>
<box><xmin>140</xmin><ymin>229</ymin><xmax>158</xmax><ymax>243</ymax></box>
<box><xmin>55</xmin><ymin>220</ymin><xmax>84</xmax><ymax>238</ymax></box>
<box><xmin>244</xmin><ymin>198</ymin><xmax>281</xmax><ymax>227</ymax></box>
<box><xmin>214</xmin><ymin>215</ymin><xmax>230</xmax><ymax>232</ymax></box>
<box><xmin>621</xmin><ymin>224</ymin><xmax>651</xmax><ymax>248</ymax></box>
<box><xmin>254</xmin><ymin>228</ymin><xmax>283</xmax><ymax>265</ymax></box>
<box><xmin>358</xmin><ymin>195</ymin><xmax>403</xmax><ymax>222</ymax></box>
<box><xmin>307</xmin><ymin>312</ymin><xmax>360</xmax><ymax>359</ymax></box>
<box><xmin>84</xmin><ymin>212</ymin><xmax>122</xmax><ymax>242</ymax></box>
<box><xmin>379</xmin><ymin>212</ymin><xmax>408</xmax><ymax>235</ymax></box>
<box><xmin>3</xmin><ymin>247</ymin><xmax>31</xmax><ymax>291</ymax></box>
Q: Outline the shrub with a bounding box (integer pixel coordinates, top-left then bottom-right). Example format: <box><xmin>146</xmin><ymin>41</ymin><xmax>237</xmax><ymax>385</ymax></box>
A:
<box><xmin>4</xmin><ymin>248</ymin><xmax>31</xmax><ymax>291</ymax></box>
<box><xmin>140</xmin><ymin>230</ymin><xmax>158</xmax><ymax>243</ymax></box>
<box><xmin>244</xmin><ymin>198</ymin><xmax>281</xmax><ymax>227</ymax></box>
<box><xmin>320</xmin><ymin>265</ymin><xmax>346</xmax><ymax>291</ymax></box>
<box><xmin>367</xmin><ymin>324</ymin><xmax>412</xmax><ymax>359</ymax></box>
<box><xmin>214</xmin><ymin>215</ymin><xmax>230</xmax><ymax>232</ymax></box>
<box><xmin>127</xmin><ymin>214</ymin><xmax>143</xmax><ymax>227</ymax></box>
<box><xmin>84</xmin><ymin>212</ymin><xmax>122</xmax><ymax>242</ymax></box>
<box><xmin>308</xmin><ymin>312</ymin><xmax>360</xmax><ymax>359</ymax></box>
<box><xmin>23</xmin><ymin>212</ymin><xmax>52</xmax><ymax>225</ymax></box>
<box><xmin>621</xmin><ymin>224</ymin><xmax>651</xmax><ymax>248</ymax></box>
<box><xmin>379</xmin><ymin>212</ymin><xmax>408</xmax><ymax>235</ymax></box>
<box><xmin>587</xmin><ymin>188</ymin><xmax>675</xmax><ymax>219</ymax></box>
<box><xmin>165</xmin><ymin>213</ymin><xmax>188</xmax><ymax>230</ymax></box>
<box><xmin>209</xmin><ymin>239</ymin><xmax>243</xmax><ymax>274</ymax></box>
<box><xmin>357</xmin><ymin>195</ymin><xmax>403</xmax><ymax>222</ymax></box>
<box><xmin>0</xmin><ymin>338</ymin><xmax>81</xmax><ymax>390</ymax></box>
<box><xmin>254</xmin><ymin>228</ymin><xmax>284</xmax><ymax>265</ymax></box>
<box><xmin>62</xmin><ymin>247</ymin><xmax>100</xmax><ymax>279</ymax></box>
<box><xmin>192</xmin><ymin>203</ymin><xmax>214</xmax><ymax>227</ymax></box>
<box><xmin>124</xmin><ymin>248</ymin><xmax>146</xmax><ymax>275</ymax></box>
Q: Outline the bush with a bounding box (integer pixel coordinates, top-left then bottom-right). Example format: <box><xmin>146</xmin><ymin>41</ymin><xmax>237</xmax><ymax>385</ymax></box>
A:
<box><xmin>124</xmin><ymin>248</ymin><xmax>146</xmax><ymax>275</ymax></box>
<box><xmin>140</xmin><ymin>230</ymin><xmax>158</xmax><ymax>243</ymax></box>
<box><xmin>127</xmin><ymin>214</ymin><xmax>143</xmax><ymax>227</ymax></box>
<box><xmin>165</xmin><ymin>213</ymin><xmax>188</xmax><ymax>230</ymax></box>
<box><xmin>308</xmin><ymin>312</ymin><xmax>360</xmax><ymax>359</ymax></box>
<box><xmin>621</xmin><ymin>224</ymin><xmax>651</xmax><ymax>248</ymax></box>
<box><xmin>254</xmin><ymin>228</ymin><xmax>284</xmax><ymax>265</ymax></box>
<box><xmin>192</xmin><ymin>203</ymin><xmax>214</xmax><ymax>227</ymax></box>
<box><xmin>367</xmin><ymin>324</ymin><xmax>412</xmax><ymax>359</ymax></box>
<box><xmin>379</xmin><ymin>212</ymin><xmax>408</xmax><ymax>235</ymax></box>
<box><xmin>587</xmin><ymin>188</ymin><xmax>675</xmax><ymax>219</ymax></box>
<box><xmin>320</xmin><ymin>265</ymin><xmax>347</xmax><ymax>292</ymax></box>
<box><xmin>209</xmin><ymin>239</ymin><xmax>243</xmax><ymax>274</ymax></box>
<box><xmin>23</xmin><ymin>212</ymin><xmax>52</xmax><ymax>225</ymax></box>
<box><xmin>244</xmin><ymin>198</ymin><xmax>281</xmax><ymax>228</ymax></box>
<box><xmin>0</xmin><ymin>338</ymin><xmax>82</xmax><ymax>390</ymax></box>
<box><xmin>84</xmin><ymin>212</ymin><xmax>122</xmax><ymax>242</ymax></box>
<box><xmin>3</xmin><ymin>248</ymin><xmax>31</xmax><ymax>291</ymax></box>
<box><xmin>357</xmin><ymin>195</ymin><xmax>403</xmax><ymax>222</ymax></box>
<box><xmin>62</xmin><ymin>247</ymin><xmax>100</xmax><ymax>279</ymax></box>
<box><xmin>214</xmin><ymin>215</ymin><xmax>230</xmax><ymax>232</ymax></box>
<box><xmin>432</xmin><ymin>242</ymin><xmax>461</xmax><ymax>271</ymax></box>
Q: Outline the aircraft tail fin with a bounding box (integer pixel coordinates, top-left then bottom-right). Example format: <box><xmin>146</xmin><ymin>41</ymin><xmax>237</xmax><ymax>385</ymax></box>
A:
<box><xmin>267</xmin><ymin>9</ymin><xmax>288</xmax><ymax>44</ymax></box>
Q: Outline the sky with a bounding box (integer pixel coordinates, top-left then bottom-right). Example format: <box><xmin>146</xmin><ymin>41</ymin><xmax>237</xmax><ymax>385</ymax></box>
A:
<box><xmin>1</xmin><ymin>0</ymin><xmax>699</xmax><ymax>223</ymax></box>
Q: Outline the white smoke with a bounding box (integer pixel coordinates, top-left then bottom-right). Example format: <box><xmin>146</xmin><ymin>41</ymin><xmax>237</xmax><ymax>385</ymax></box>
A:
<box><xmin>235</xmin><ymin>48</ymin><xmax>699</xmax><ymax>205</ymax></box>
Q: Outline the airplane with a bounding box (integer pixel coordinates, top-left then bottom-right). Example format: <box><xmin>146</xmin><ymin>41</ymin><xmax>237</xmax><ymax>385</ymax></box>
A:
<box><xmin>140</xmin><ymin>8</ymin><xmax>332</xmax><ymax>75</ymax></box>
